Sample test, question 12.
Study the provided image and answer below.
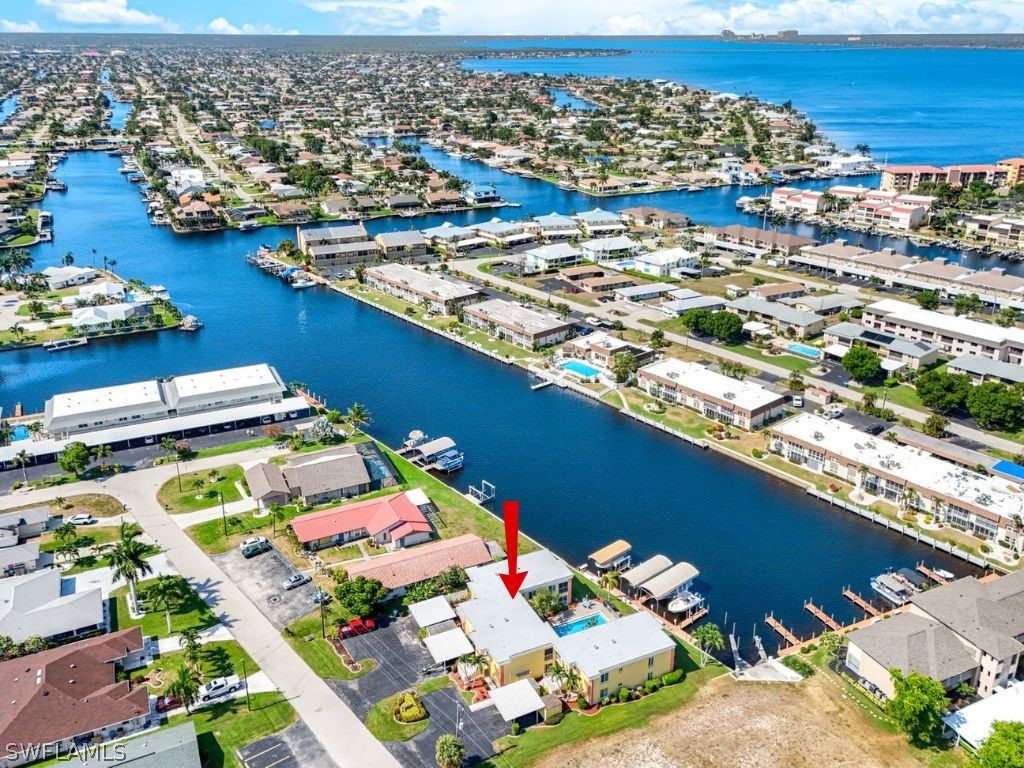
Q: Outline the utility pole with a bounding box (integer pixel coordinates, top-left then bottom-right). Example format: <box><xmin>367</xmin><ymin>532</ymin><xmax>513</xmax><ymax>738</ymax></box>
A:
<box><xmin>219</xmin><ymin>490</ymin><xmax>227</xmax><ymax>537</ymax></box>
<box><xmin>240</xmin><ymin>658</ymin><xmax>251</xmax><ymax>711</ymax></box>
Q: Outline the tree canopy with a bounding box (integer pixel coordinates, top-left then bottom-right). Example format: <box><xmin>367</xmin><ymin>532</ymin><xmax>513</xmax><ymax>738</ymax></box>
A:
<box><xmin>888</xmin><ymin>670</ymin><xmax>948</xmax><ymax>746</ymax></box>
<box><xmin>841</xmin><ymin>345</ymin><xmax>883</xmax><ymax>383</ymax></box>
<box><xmin>334</xmin><ymin>575</ymin><xmax>389</xmax><ymax>618</ymax></box>
<box><xmin>967</xmin><ymin>382</ymin><xmax>1024</xmax><ymax>430</ymax></box>
<box><xmin>916</xmin><ymin>370</ymin><xmax>972</xmax><ymax>414</ymax></box>
<box><xmin>977</xmin><ymin>720</ymin><xmax>1024</xmax><ymax>768</ymax></box>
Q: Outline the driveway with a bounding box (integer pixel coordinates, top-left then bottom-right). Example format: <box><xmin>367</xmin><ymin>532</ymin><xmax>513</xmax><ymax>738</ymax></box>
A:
<box><xmin>215</xmin><ymin>544</ymin><xmax>317</xmax><ymax>630</ymax></box>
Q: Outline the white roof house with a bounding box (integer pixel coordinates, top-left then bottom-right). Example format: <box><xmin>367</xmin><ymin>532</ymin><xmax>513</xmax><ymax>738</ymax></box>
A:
<box><xmin>408</xmin><ymin>596</ymin><xmax>456</xmax><ymax>629</ymax></box>
<box><xmin>553</xmin><ymin>612</ymin><xmax>674</xmax><ymax>680</ymax></box>
<box><xmin>40</xmin><ymin>266</ymin><xmax>98</xmax><ymax>289</ymax></box>
<box><xmin>71</xmin><ymin>303</ymin><xmax>142</xmax><ymax>328</ymax></box>
<box><xmin>638</xmin><ymin>358</ymin><xmax>786</xmax><ymax>414</ymax></box>
<box><xmin>867</xmin><ymin>298</ymin><xmax>1024</xmax><ymax>349</ymax></box>
<box><xmin>0</xmin><ymin>569</ymin><xmax>104</xmax><ymax>643</ymax></box>
<box><xmin>943</xmin><ymin>680</ymin><xmax>1024</xmax><ymax>750</ymax></box>
<box><xmin>165</xmin><ymin>364</ymin><xmax>286</xmax><ymax>412</ymax></box>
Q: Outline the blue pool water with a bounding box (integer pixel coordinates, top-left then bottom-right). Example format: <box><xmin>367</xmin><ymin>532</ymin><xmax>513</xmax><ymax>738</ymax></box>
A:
<box><xmin>553</xmin><ymin>613</ymin><xmax>608</xmax><ymax>637</ymax></box>
<box><xmin>787</xmin><ymin>343</ymin><xmax>821</xmax><ymax>360</ymax></box>
<box><xmin>10</xmin><ymin>426</ymin><xmax>30</xmax><ymax>441</ymax></box>
<box><xmin>561</xmin><ymin>359</ymin><xmax>602</xmax><ymax>378</ymax></box>
<box><xmin>615</xmin><ymin>260</ymin><xmax>637</xmax><ymax>270</ymax></box>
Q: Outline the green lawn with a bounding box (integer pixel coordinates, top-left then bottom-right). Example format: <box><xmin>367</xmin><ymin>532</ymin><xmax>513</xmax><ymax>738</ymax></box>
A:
<box><xmin>130</xmin><ymin>640</ymin><xmax>256</xmax><ymax>693</ymax></box>
<box><xmin>156</xmin><ymin>464</ymin><xmax>246</xmax><ymax>513</ymax></box>
<box><xmin>283</xmin><ymin>609</ymin><xmax>376</xmax><ymax>680</ymax></box>
<box><xmin>486</xmin><ymin>641</ymin><xmax>726</xmax><ymax>767</ymax></box>
<box><xmin>364</xmin><ymin>675</ymin><xmax>453</xmax><ymax>741</ymax></box>
<box><xmin>721</xmin><ymin>341</ymin><xmax>816</xmax><ymax>373</ymax></box>
<box><xmin>109</xmin><ymin>576</ymin><xmax>219</xmax><ymax>638</ymax></box>
<box><xmin>194</xmin><ymin>437</ymin><xmax>276</xmax><ymax>458</ymax></box>
<box><xmin>168</xmin><ymin>692</ymin><xmax>297</xmax><ymax>768</ymax></box>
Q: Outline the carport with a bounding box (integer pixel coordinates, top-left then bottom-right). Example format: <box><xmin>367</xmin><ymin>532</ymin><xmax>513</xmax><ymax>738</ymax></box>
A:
<box><xmin>489</xmin><ymin>679</ymin><xmax>545</xmax><ymax>725</ymax></box>
<box><xmin>423</xmin><ymin>627</ymin><xmax>474</xmax><ymax>665</ymax></box>
<box><xmin>409</xmin><ymin>596</ymin><xmax>456</xmax><ymax>630</ymax></box>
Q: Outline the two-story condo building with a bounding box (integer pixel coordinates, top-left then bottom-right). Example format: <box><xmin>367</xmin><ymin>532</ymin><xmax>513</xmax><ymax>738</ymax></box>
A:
<box><xmin>364</xmin><ymin>264</ymin><xmax>482</xmax><ymax>315</ymax></box>
<box><xmin>463</xmin><ymin>299</ymin><xmax>575</xmax><ymax>349</ymax></box>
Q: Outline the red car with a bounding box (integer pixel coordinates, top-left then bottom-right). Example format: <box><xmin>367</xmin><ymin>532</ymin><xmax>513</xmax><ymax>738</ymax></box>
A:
<box><xmin>155</xmin><ymin>694</ymin><xmax>181</xmax><ymax>713</ymax></box>
<box><xmin>339</xmin><ymin>618</ymin><xmax>376</xmax><ymax>637</ymax></box>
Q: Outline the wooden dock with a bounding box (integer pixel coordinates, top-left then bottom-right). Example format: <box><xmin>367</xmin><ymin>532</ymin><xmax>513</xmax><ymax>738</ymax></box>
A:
<box><xmin>842</xmin><ymin>588</ymin><xmax>880</xmax><ymax>617</ymax></box>
<box><xmin>674</xmin><ymin>606</ymin><xmax>708</xmax><ymax>630</ymax></box>
<box><xmin>765</xmin><ymin>613</ymin><xmax>799</xmax><ymax>647</ymax></box>
<box><xmin>804</xmin><ymin>600</ymin><xmax>842</xmax><ymax>631</ymax></box>
<box><xmin>916</xmin><ymin>563</ymin><xmax>949</xmax><ymax>585</ymax></box>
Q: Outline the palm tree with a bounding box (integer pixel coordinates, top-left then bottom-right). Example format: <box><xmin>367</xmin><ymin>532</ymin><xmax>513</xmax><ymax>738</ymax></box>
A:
<box><xmin>178</xmin><ymin>627</ymin><xmax>203</xmax><ymax>674</ymax></box>
<box><xmin>599</xmin><ymin>570</ymin><xmax>620</xmax><ymax>601</ymax></box>
<box><xmin>268</xmin><ymin>502</ymin><xmax>287</xmax><ymax>537</ymax></box>
<box><xmin>146</xmin><ymin>575</ymin><xmax>189</xmax><ymax>635</ymax></box>
<box><xmin>169</xmin><ymin>666</ymin><xmax>201</xmax><ymax>715</ymax></box>
<box><xmin>13</xmin><ymin>450</ymin><xmax>30</xmax><ymax>484</ymax></box>
<box><xmin>346</xmin><ymin>402</ymin><xmax>371</xmax><ymax>435</ymax></box>
<box><xmin>90</xmin><ymin>443</ymin><xmax>113</xmax><ymax>471</ymax></box>
<box><xmin>61</xmin><ymin>251</ymin><xmax>74</xmax><ymax>267</ymax></box>
<box><xmin>108</xmin><ymin>522</ymin><xmax>153</xmax><ymax>613</ymax></box>
<box><xmin>435</xmin><ymin>734</ymin><xmax>466</xmax><ymax>768</ymax></box>
<box><xmin>692</xmin><ymin>622</ymin><xmax>725</xmax><ymax>667</ymax></box>
<box><xmin>457</xmin><ymin>651</ymin><xmax>486</xmax><ymax>683</ymax></box>
<box><xmin>54</xmin><ymin>522</ymin><xmax>77</xmax><ymax>546</ymax></box>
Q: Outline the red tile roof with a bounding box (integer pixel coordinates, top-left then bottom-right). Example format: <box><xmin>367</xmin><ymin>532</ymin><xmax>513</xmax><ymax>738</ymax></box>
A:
<box><xmin>344</xmin><ymin>534</ymin><xmax>492</xmax><ymax>589</ymax></box>
<box><xmin>290</xmin><ymin>491</ymin><xmax>431</xmax><ymax>544</ymax></box>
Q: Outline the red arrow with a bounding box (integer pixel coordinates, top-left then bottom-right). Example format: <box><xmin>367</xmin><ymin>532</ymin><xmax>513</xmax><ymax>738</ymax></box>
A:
<box><xmin>499</xmin><ymin>500</ymin><xmax>527</xmax><ymax>598</ymax></box>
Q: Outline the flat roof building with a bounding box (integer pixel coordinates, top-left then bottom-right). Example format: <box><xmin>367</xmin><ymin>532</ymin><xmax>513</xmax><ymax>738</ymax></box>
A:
<box><xmin>463</xmin><ymin>299</ymin><xmax>575</xmax><ymax>349</ymax></box>
<box><xmin>364</xmin><ymin>263</ymin><xmax>482</xmax><ymax>315</ymax></box>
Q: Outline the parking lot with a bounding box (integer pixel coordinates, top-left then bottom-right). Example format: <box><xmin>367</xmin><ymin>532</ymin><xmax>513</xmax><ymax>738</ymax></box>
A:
<box><xmin>329</xmin><ymin>617</ymin><xmax>507</xmax><ymax>766</ymax></box>
<box><xmin>238</xmin><ymin>722</ymin><xmax>334</xmax><ymax>768</ymax></box>
<box><xmin>215</xmin><ymin>543</ymin><xmax>316</xmax><ymax>630</ymax></box>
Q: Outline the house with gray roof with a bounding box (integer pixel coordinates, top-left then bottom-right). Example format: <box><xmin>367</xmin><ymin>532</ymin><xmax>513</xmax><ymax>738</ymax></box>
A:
<box><xmin>779</xmin><ymin>293</ymin><xmax>865</xmax><ymax>316</ymax></box>
<box><xmin>0</xmin><ymin>568</ymin><xmax>104</xmax><ymax>643</ymax></box>
<box><xmin>823</xmin><ymin>321</ymin><xmax>939</xmax><ymax>371</ymax></box>
<box><xmin>76</xmin><ymin>723</ymin><xmax>201</xmax><ymax>768</ymax></box>
<box><xmin>948</xmin><ymin>354</ymin><xmax>1024</xmax><ymax>386</ymax></box>
<box><xmin>724</xmin><ymin>297</ymin><xmax>826</xmax><ymax>339</ymax></box>
<box><xmin>374</xmin><ymin>229</ymin><xmax>427</xmax><ymax>258</ymax></box>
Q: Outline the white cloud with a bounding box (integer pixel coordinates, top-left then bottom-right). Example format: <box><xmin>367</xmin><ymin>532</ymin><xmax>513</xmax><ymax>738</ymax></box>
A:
<box><xmin>302</xmin><ymin>0</ymin><xmax>445</xmax><ymax>33</ymax></box>
<box><xmin>35</xmin><ymin>0</ymin><xmax>178</xmax><ymax>31</ymax></box>
<box><xmin>206</xmin><ymin>17</ymin><xmax>300</xmax><ymax>35</ymax></box>
<box><xmin>0</xmin><ymin>19</ymin><xmax>42</xmax><ymax>32</ymax></box>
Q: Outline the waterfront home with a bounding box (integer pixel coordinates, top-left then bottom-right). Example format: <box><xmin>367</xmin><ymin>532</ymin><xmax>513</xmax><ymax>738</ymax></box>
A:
<box><xmin>519</xmin><ymin>243</ymin><xmax>583</xmax><ymax>274</ymax></box>
<box><xmin>40</xmin><ymin>265</ymin><xmax>99</xmax><ymax>290</ymax></box>
<box><xmin>724</xmin><ymin>297</ymin><xmax>826</xmax><ymax>339</ymax></box>
<box><xmin>172</xmin><ymin>200</ymin><xmax>218</xmax><ymax>228</ymax></box>
<box><xmin>822</xmin><ymin>321</ymin><xmax>938</xmax><ymax>371</ymax></box>
<box><xmin>770</xmin><ymin>187</ymin><xmax>825</xmax><ymax>214</ymax></box>
<box><xmin>845</xmin><ymin>570</ymin><xmax>1024</xmax><ymax>700</ymax></box>
<box><xmin>852</xmin><ymin>199</ymin><xmax>928</xmax><ymax>231</ymax></box>
<box><xmin>374</xmin><ymin>230</ymin><xmax>427</xmax><ymax>259</ymax></box>
<box><xmin>425</xmin><ymin>190</ymin><xmax>464</xmax><ymax>208</ymax></box>
<box><xmin>0</xmin><ymin>568</ymin><xmax>103</xmax><ymax>643</ymax></box>
<box><xmin>387</xmin><ymin>193</ymin><xmax>421</xmax><ymax>210</ymax></box>
<box><xmin>587</xmin><ymin>540</ymin><xmax>632</xmax><ymax>574</ymax></box>
<box><xmin>580</xmin><ymin>236</ymin><xmax>642</xmax><ymax>262</ymax></box>
<box><xmin>363</xmin><ymin>263</ymin><xmax>482</xmax><ymax>314</ymax></box>
<box><xmin>71</xmin><ymin>302</ymin><xmax>153</xmax><ymax>332</ymax></box>
<box><xmin>297</xmin><ymin>223</ymin><xmax>369</xmax><ymax>251</ymax></box>
<box><xmin>708</xmin><ymin>224</ymin><xmax>818</xmax><ymax>257</ymax></box>
<box><xmin>947</xmin><ymin>354</ymin><xmax>1024</xmax><ymax>386</ymax></box>
<box><xmin>619</xmin><ymin>206</ymin><xmax>690</xmax><ymax>230</ymax></box>
<box><xmin>998</xmin><ymin>158</ymin><xmax>1024</xmax><ymax>187</ymax></box>
<box><xmin>864</xmin><ymin>299</ymin><xmax>1024</xmax><ymax>363</ymax></box>
<box><xmin>574</xmin><ymin>208</ymin><xmax>627</xmax><ymax>237</ymax></box>
<box><xmin>637</xmin><ymin>359</ymin><xmax>787</xmax><ymax>429</ymax></box>
<box><xmin>0</xmin><ymin>628</ymin><xmax>152</xmax><ymax>768</ymax></box>
<box><xmin>749</xmin><ymin>282</ymin><xmax>806</xmax><ymax>302</ymax></box>
<box><xmin>309</xmin><ymin>240</ymin><xmax>379</xmax><ymax>268</ymax></box>
<box><xmin>421</xmin><ymin>222</ymin><xmax>486</xmax><ymax>253</ymax></box>
<box><xmin>464</xmin><ymin>185</ymin><xmax>501</xmax><ymax>205</ymax></box>
<box><xmin>343</xmin><ymin>534</ymin><xmax>492</xmax><ymax>599</ymax></box>
<box><xmin>463</xmin><ymin>298</ymin><xmax>575</xmax><ymax>349</ymax></box>
<box><xmin>563</xmin><ymin>331</ymin><xmax>654</xmax><ymax>370</ymax></box>
<box><xmin>881</xmin><ymin>163</ymin><xmax>1008</xmax><ymax>192</ymax></box>
<box><xmin>778</xmin><ymin>293</ymin><xmax>864</xmax><ymax>316</ymax></box>
<box><xmin>244</xmin><ymin>443</ymin><xmax>399</xmax><ymax>511</ymax></box>
<box><xmin>964</xmin><ymin>215</ymin><xmax>1024</xmax><ymax>248</ymax></box>
<box><xmin>470</xmin><ymin>218</ymin><xmax>536</xmax><ymax>248</ymax></box>
<box><xmin>631</xmin><ymin>248</ymin><xmax>698</xmax><ymax>277</ymax></box>
<box><xmin>553</xmin><ymin>612</ymin><xmax>675</xmax><ymax>704</ymax></box>
<box><xmin>526</xmin><ymin>213</ymin><xmax>582</xmax><ymax>241</ymax></box>
<box><xmin>770</xmin><ymin>413</ymin><xmax>1024</xmax><ymax>547</ymax></box>
<box><xmin>290</xmin><ymin>489</ymin><xmax>434</xmax><ymax>552</ymax></box>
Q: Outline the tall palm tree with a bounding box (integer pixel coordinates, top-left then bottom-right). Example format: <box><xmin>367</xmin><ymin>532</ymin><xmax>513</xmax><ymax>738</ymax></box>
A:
<box><xmin>346</xmin><ymin>402</ymin><xmax>371</xmax><ymax>435</ymax></box>
<box><xmin>13</xmin><ymin>450</ymin><xmax>30</xmax><ymax>484</ymax></box>
<box><xmin>91</xmin><ymin>443</ymin><xmax>113</xmax><ymax>471</ymax></box>
<box><xmin>145</xmin><ymin>575</ymin><xmax>189</xmax><ymax>635</ymax></box>
<box><xmin>268</xmin><ymin>502</ymin><xmax>287</xmax><ymax>537</ymax></box>
<box><xmin>599</xmin><ymin>570</ymin><xmax>620</xmax><ymax>601</ymax></box>
<box><xmin>169</xmin><ymin>666</ymin><xmax>201</xmax><ymax>714</ymax></box>
<box><xmin>178</xmin><ymin>627</ymin><xmax>203</xmax><ymax>674</ymax></box>
<box><xmin>54</xmin><ymin>522</ymin><xmax>77</xmax><ymax>546</ymax></box>
<box><xmin>692</xmin><ymin>622</ymin><xmax>725</xmax><ymax>667</ymax></box>
<box><xmin>108</xmin><ymin>522</ymin><xmax>153</xmax><ymax>613</ymax></box>
<box><xmin>435</xmin><ymin>734</ymin><xmax>466</xmax><ymax>768</ymax></box>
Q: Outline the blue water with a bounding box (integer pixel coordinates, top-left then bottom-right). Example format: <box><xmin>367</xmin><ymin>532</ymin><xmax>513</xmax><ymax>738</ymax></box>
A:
<box><xmin>0</xmin><ymin>95</ymin><xmax>19</xmax><ymax>125</ymax></box>
<box><xmin>548</xmin><ymin>88</ymin><xmax>597</xmax><ymax>112</ymax></box>
<box><xmin>464</xmin><ymin>40</ymin><xmax>1024</xmax><ymax>164</ymax></box>
<box><xmin>10</xmin><ymin>425</ymin><xmax>30</xmax><ymax>442</ymax></box>
<box><xmin>553</xmin><ymin>613</ymin><xmax>608</xmax><ymax>637</ymax></box>
<box><xmin>561</xmin><ymin>359</ymin><xmax>601</xmax><ymax>377</ymax></box>
<box><xmin>786</xmin><ymin>343</ymin><xmax>821</xmax><ymax>360</ymax></box>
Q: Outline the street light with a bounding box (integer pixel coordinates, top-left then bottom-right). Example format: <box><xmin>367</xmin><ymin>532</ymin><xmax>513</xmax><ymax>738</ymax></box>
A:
<box><xmin>319</xmin><ymin>593</ymin><xmax>327</xmax><ymax>638</ymax></box>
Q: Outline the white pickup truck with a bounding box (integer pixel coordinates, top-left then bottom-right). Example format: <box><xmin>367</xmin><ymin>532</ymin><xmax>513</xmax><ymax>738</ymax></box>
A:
<box><xmin>199</xmin><ymin>675</ymin><xmax>242</xmax><ymax>702</ymax></box>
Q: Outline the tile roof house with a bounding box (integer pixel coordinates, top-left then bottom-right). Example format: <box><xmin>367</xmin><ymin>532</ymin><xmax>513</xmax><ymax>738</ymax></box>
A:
<box><xmin>290</xmin><ymin>490</ymin><xmax>434</xmax><ymax>551</ymax></box>
<box><xmin>0</xmin><ymin>628</ymin><xmax>152</xmax><ymax>768</ymax></box>
<box><xmin>343</xmin><ymin>534</ymin><xmax>493</xmax><ymax>596</ymax></box>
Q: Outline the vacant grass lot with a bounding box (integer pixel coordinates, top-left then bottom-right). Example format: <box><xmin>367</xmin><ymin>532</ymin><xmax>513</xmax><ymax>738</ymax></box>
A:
<box><xmin>157</xmin><ymin>464</ymin><xmax>246</xmax><ymax>513</ymax></box>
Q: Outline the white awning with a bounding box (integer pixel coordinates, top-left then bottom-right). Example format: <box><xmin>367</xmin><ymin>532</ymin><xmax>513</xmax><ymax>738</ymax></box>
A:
<box><xmin>423</xmin><ymin>628</ymin><xmax>473</xmax><ymax>664</ymax></box>
<box><xmin>823</xmin><ymin>343</ymin><xmax>850</xmax><ymax>358</ymax></box>
<box><xmin>489</xmin><ymin>679</ymin><xmax>545</xmax><ymax>722</ymax></box>
<box><xmin>408</xmin><ymin>596</ymin><xmax>456</xmax><ymax>629</ymax></box>
<box><xmin>881</xmin><ymin>358</ymin><xmax>905</xmax><ymax>372</ymax></box>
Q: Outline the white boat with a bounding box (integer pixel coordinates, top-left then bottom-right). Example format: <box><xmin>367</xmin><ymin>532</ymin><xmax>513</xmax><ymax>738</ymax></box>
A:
<box><xmin>687</xmin><ymin>185</ymin><xmax>703</xmax><ymax>192</ymax></box>
<box><xmin>933</xmin><ymin>568</ymin><xmax>955</xmax><ymax>581</ymax></box>
<box><xmin>291</xmin><ymin>278</ymin><xmax>317</xmax><ymax>289</ymax></box>
<box><xmin>238</xmin><ymin>220</ymin><xmax>263</xmax><ymax>232</ymax></box>
<box><xmin>667</xmin><ymin>590</ymin><xmax>703</xmax><ymax>613</ymax></box>
<box><xmin>871</xmin><ymin>572</ymin><xmax>915</xmax><ymax>606</ymax></box>
<box><xmin>43</xmin><ymin>338</ymin><xmax>87</xmax><ymax>351</ymax></box>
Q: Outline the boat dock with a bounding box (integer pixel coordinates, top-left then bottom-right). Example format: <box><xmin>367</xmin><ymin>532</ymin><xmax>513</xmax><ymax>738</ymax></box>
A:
<box><xmin>398</xmin><ymin>431</ymin><xmax>465</xmax><ymax>473</ymax></box>
<box><xmin>804</xmin><ymin>600</ymin><xmax>842</xmax><ymax>631</ymax></box>
<box><xmin>916</xmin><ymin>563</ymin><xmax>950</xmax><ymax>585</ymax></box>
<box><xmin>764</xmin><ymin>612</ymin><xmax>799</xmax><ymax>647</ymax></box>
<box><xmin>676</xmin><ymin>606</ymin><xmax>708</xmax><ymax>629</ymax></box>
<box><xmin>842</xmin><ymin>587</ymin><xmax>880</xmax><ymax>617</ymax></box>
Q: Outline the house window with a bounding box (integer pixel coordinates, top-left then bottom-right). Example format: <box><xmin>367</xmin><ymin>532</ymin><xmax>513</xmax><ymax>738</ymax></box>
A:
<box><xmin>647</xmin><ymin>672</ymin><xmax>654</xmax><ymax>681</ymax></box>
<box><xmin>648</xmin><ymin>657</ymin><xmax>655</xmax><ymax>667</ymax></box>
<box><xmin>600</xmin><ymin>688</ymin><xmax>608</xmax><ymax>700</ymax></box>
<box><xmin>558</xmin><ymin>581</ymin><xmax>568</xmax><ymax>593</ymax></box>
<box><xmin>544</xmin><ymin>648</ymin><xmax>553</xmax><ymax>661</ymax></box>
<box><xmin>600</xmin><ymin>672</ymin><xmax>609</xmax><ymax>683</ymax></box>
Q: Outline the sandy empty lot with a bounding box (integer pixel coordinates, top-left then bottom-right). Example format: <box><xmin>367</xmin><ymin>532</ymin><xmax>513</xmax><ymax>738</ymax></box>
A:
<box><xmin>532</xmin><ymin>673</ymin><xmax>929</xmax><ymax>768</ymax></box>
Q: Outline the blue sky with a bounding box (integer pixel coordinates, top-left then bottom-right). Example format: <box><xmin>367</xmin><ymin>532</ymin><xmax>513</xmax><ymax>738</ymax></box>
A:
<box><xmin>1</xmin><ymin>0</ymin><xmax>1021</xmax><ymax>36</ymax></box>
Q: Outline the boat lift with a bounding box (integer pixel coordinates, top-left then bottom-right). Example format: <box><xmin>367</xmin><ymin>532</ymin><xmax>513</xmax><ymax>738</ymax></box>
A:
<box><xmin>468</xmin><ymin>480</ymin><xmax>495</xmax><ymax>504</ymax></box>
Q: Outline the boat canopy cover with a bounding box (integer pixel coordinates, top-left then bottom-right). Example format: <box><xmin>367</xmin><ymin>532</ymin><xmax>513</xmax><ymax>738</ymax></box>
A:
<box><xmin>281</xmin><ymin>266</ymin><xmax>301</xmax><ymax>277</ymax></box>
<box><xmin>588</xmin><ymin>540</ymin><xmax>632</xmax><ymax>568</ymax></box>
<box><xmin>639</xmin><ymin>561</ymin><xmax>699</xmax><ymax>601</ymax></box>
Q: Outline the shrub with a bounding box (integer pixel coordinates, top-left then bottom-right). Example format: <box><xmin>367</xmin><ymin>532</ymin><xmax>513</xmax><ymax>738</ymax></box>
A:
<box><xmin>600</xmin><ymin>696</ymin><xmax>610</xmax><ymax>706</ymax></box>
<box><xmin>392</xmin><ymin>693</ymin><xmax>427</xmax><ymax>723</ymax></box>
<box><xmin>781</xmin><ymin>655</ymin><xmax>815</xmax><ymax>678</ymax></box>
<box><xmin>511</xmin><ymin>722</ymin><xmax>521</xmax><ymax>736</ymax></box>
<box><xmin>617</xmin><ymin>687</ymin><xmax>632</xmax><ymax>703</ymax></box>
<box><xmin>980</xmin><ymin>543</ymin><xmax>992</xmax><ymax>554</ymax></box>
<box><xmin>577</xmin><ymin>696</ymin><xmax>588</xmax><ymax>709</ymax></box>
<box><xmin>544</xmin><ymin>711</ymin><xmax>564</xmax><ymax>726</ymax></box>
<box><xmin>752</xmin><ymin>448</ymin><xmax>764</xmax><ymax>459</ymax></box>
<box><xmin>644</xmin><ymin>679</ymin><xmax>659</xmax><ymax>694</ymax></box>
<box><xmin>661</xmin><ymin>669</ymin><xmax>683</xmax><ymax>686</ymax></box>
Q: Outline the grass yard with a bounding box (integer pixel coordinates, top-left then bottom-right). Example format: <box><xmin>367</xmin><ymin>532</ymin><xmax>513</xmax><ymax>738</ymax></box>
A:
<box><xmin>283</xmin><ymin>608</ymin><xmax>376</xmax><ymax>680</ymax></box>
<box><xmin>156</xmin><ymin>464</ymin><xmax>246</xmax><ymax>513</ymax></box>
<box><xmin>721</xmin><ymin>341</ymin><xmax>816</xmax><ymax>373</ymax></box>
<box><xmin>169</xmin><ymin>692</ymin><xmax>297</xmax><ymax>768</ymax></box>
<box><xmin>488</xmin><ymin>641</ymin><xmax>725</xmax><ymax>767</ymax></box>
<box><xmin>604</xmin><ymin>388</ymin><xmax>711</xmax><ymax>440</ymax></box>
<box><xmin>364</xmin><ymin>675</ymin><xmax>454</xmax><ymax>741</ymax></box>
<box><xmin>130</xmin><ymin>640</ymin><xmax>256</xmax><ymax>693</ymax></box>
<box><xmin>186</xmin><ymin>504</ymin><xmax>300</xmax><ymax>555</ymax></box>
<box><xmin>109</xmin><ymin>576</ymin><xmax>218</xmax><ymax>638</ymax></box>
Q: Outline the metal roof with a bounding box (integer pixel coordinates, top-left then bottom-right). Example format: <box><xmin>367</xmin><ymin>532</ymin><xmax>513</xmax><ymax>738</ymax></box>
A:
<box><xmin>621</xmin><ymin>555</ymin><xmax>672</xmax><ymax>588</ymax></box>
<box><xmin>639</xmin><ymin>561</ymin><xmax>699</xmax><ymax>600</ymax></box>
<box><xmin>488</xmin><ymin>679</ymin><xmax>545</xmax><ymax>722</ymax></box>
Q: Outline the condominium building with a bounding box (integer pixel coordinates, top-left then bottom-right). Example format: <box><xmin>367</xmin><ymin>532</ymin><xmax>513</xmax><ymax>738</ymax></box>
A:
<box><xmin>637</xmin><ymin>359</ymin><xmax>787</xmax><ymax>430</ymax></box>
<box><xmin>296</xmin><ymin>223</ymin><xmax>371</xmax><ymax>267</ymax></box>
<box><xmin>822</xmin><ymin>321</ymin><xmax>939</xmax><ymax>371</ymax></box>
<box><xmin>363</xmin><ymin>263</ymin><xmax>482</xmax><ymax>315</ymax></box>
<box><xmin>997</xmin><ymin>158</ymin><xmax>1024</xmax><ymax>187</ymax></box>
<box><xmin>707</xmin><ymin>224</ymin><xmax>817</xmax><ymax>256</ymax></box>
<box><xmin>964</xmin><ymin>215</ymin><xmax>1024</xmax><ymax>248</ymax></box>
<box><xmin>881</xmin><ymin>163</ymin><xmax>1009</xmax><ymax>192</ymax></box>
<box><xmin>463</xmin><ymin>299</ymin><xmax>575</xmax><ymax>348</ymax></box>
<box><xmin>724</xmin><ymin>296</ymin><xmax>826</xmax><ymax>338</ymax></box>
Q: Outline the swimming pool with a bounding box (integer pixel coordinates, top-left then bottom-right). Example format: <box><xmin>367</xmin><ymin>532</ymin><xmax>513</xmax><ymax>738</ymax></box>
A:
<box><xmin>10</xmin><ymin>425</ymin><xmax>30</xmax><ymax>441</ymax></box>
<box><xmin>561</xmin><ymin>359</ymin><xmax>602</xmax><ymax>378</ymax></box>
<box><xmin>616</xmin><ymin>260</ymin><xmax>637</xmax><ymax>270</ymax></box>
<box><xmin>553</xmin><ymin>613</ymin><xmax>608</xmax><ymax>637</ymax></box>
<box><xmin>786</xmin><ymin>343</ymin><xmax>821</xmax><ymax>360</ymax></box>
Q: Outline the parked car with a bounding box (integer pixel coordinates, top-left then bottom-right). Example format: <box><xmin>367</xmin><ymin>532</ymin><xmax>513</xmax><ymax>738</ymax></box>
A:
<box><xmin>199</xmin><ymin>675</ymin><xmax>241</xmax><ymax>702</ymax></box>
<box><xmin>339</xmin><ymin>618</ymin><xmax>376</xmax><ymax>637</ymax></box>
<box><xmin>791</xmin><ymin>395</ymin><xmax>803</xmax><ymax>408</ymax></box>
<box><xmin>66</xmin><ymin>513</ymin><xmax>96</xmax><ymax>525</ymax></box>
<box><xmin>282</xmin><ymin>573</ymin><xmax>311</xmax><ymax>591</ymax></box>
<box><xmin>865</xmin><ymin>423</ymin><xmax>886</xmax><ymax>436</ymax></box>
<box><xmin>155</xmin><ymin>694</ymin><xmax>181</xmax><ymax>712</ymax></box>
<box><xmin>240</xmin><ymin>536</ymin><xmax>271</xmax><ymax>558</ymax></box>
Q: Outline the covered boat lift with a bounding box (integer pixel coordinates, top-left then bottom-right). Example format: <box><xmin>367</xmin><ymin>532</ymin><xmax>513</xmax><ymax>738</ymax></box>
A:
<box><xmin>587</xmin><ymin>540</ymin><xmax>632</xmax><ymax>574</ymax></box>
<box><xmin>619</xmin><ymin>555</ymin><xmax>672</xmax><ymax>598</ymax></box>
